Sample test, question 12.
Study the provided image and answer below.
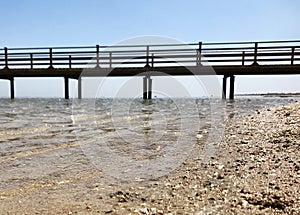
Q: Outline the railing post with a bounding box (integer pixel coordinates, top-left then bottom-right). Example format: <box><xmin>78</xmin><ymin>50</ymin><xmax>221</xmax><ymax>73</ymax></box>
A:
<box><xmin>49</xmin><ymin>48</ymin><xmax>53</xmax><ymax>68</ymax></box>
<box><xmin>69</xmin><ymin>55</ymin><xmax>72</xmax><ymax>69</ymax></box>
<box><xmin>30</xmin><ymin>53</ymin><xmax>33</xmax><ymax>69</ymax></box>
<box><xmin>151</xmin><ymin>53</ymin><xmax>154</xmax><ymax>67</ymax></box>
<box><xmin>291</xmin><ymin>47</ymin><xmax>295</xmax><ymax>65</ymax></box>
<box><xmin>4</xmin><ymin>47</ymin><xmax>8</xmax><ymax>69</ymax></box>
<box><xmin>253</xmin><ymin>42</ymin><xmax>258</xmax><ymax>65</ymax></box>
<box><xmin>109</xmin><ymin>52</ymin><xmax>112</xmax><ymax>68</ymax></box>
<box><xmin>145</xmin><ymin>46</ymin><xmax>150</xmax><ymax>68</ymax></box>
<box><xmin>96</xmin><ymin>45</ymin><xmax>100</xmax><ymax>68</ymax></box>
<box><xmin>242</xmin><ymin>51</ymin><xmax>245</xmax><ymax>66</ymax></box>
<box><xmin>197</xmin><ymin>42</ymin><xmax>202</xmax><ymax>66</ymax></box>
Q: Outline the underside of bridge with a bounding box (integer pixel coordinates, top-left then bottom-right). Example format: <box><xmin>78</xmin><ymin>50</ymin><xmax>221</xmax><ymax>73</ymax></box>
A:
<box><xmin>1</xmin><ymin>65</ymin><xmax>300</xmax><ymax>99</ymax></box>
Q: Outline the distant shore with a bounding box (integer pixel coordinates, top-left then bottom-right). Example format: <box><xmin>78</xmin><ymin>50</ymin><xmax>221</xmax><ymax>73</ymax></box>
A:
<box><xmin>236</xmin><ymin>93</ymin><xmax>300</xmax><ymax>98</ymax></box>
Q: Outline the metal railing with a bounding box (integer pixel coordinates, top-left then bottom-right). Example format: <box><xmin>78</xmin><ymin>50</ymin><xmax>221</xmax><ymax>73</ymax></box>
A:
<box><xmin>0</xmin><ymin>40</ymin><xmax>300</xmax><ymax>69</ymax></box>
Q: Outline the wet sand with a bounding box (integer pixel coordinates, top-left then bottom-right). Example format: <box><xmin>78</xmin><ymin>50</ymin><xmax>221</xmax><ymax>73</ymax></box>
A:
<box><xmin>0</xmin><ymin>101</ymin><xmax>299</xmax><ymax>214</ymax></box>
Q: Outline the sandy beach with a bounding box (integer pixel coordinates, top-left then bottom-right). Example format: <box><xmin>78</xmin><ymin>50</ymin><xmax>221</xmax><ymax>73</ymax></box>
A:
<box><xmin>0</xmin><ymin>100</ymin><xmax>299</xmax><ymax>214</ymax></box>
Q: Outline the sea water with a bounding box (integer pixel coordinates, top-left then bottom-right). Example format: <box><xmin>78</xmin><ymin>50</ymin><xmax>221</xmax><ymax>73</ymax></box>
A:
<box><xmin>0</xmin><ymin>96</ymin><xmax>297</xmax><ymax>186</ymax></box>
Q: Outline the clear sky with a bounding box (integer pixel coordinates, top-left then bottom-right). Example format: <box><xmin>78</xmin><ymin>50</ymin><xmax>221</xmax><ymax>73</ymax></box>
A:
<box><xmin>0</xmin><ymin>0</ymin><xmax>300</xmax><ymax>98</ymax></box>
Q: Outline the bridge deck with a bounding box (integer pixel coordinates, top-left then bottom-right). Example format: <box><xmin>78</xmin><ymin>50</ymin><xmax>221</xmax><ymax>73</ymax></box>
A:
<box><xmin>1</xmin><ymin>65</ymin><xmax>300</xmax><ymax>79</ymax></box>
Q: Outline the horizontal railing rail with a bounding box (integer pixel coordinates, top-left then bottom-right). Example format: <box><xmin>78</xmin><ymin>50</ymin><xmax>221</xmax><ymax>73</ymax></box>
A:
<box><xmin>1</xmin><ymin>40</ymin><xmax>300</xmax><ymax>69</ymax></box>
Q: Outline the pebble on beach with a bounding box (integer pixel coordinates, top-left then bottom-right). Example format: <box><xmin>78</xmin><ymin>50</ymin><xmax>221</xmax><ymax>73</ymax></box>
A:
<box><xmin>0</xmin><ymin>101</ymin><xmax>299</xmax><ymax>214</ymax></box>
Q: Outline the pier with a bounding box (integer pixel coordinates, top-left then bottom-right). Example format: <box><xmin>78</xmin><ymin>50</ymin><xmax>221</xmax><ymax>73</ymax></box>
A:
<box><xmin>1</xmin><ymin>40</ymin><xmax>300</xmax><ymax>99</ymax></box>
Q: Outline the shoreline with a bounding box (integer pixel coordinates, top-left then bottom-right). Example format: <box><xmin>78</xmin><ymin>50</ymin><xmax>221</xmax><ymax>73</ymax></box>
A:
<box><xmin>236</xmin><ymin>93</ymin><xmax>300</xmax><ymax>98</ymax></box>
<box><xmin>0</xmin><ymin>101</ymin><xmax>299</xmax><ymax>214</ymax></box>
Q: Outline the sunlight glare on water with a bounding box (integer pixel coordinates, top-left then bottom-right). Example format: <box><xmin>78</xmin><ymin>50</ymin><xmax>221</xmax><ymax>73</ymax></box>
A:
<box><xmin>0</xmin><ymin>97</ymin><xmax>296</xmax><ymax>185</ymax></box>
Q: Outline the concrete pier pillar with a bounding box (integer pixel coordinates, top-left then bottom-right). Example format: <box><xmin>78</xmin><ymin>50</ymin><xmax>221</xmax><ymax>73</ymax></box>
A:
<box><xmin>10</xmin><ymin>78</ymin><xmax>15</xmax><ymax>99</ymax></box>
<box><xmin>222</xmin><ymin>75</ymin><xmax>227</xmax><ymax>99</ymax></box>
<box><xmin>143</xmin><ymin>77</ymin><xmax>148</xmax><ymax>100</ymax></box>
<box><xmin>143</xmin><ymin>76</ymin><xmax>153</xmax><ymax>100</ymax></box>
<box><xmin>64</xmin><ymin>77</ymin><xmax>69</xmax><ymax>99</ymax></box>
<box><xmin>229</xmin><ymin>75</ymin><xmax>235</xmax><ymax>100</ymax></box>
<box><xmin>148</xmin><ymin>77</ymin><xmax>152</xmax><ymax>99</ymax></box>
<box><xmin>78</xmin><ymin>77</ymin><xmax>82</xmax><ymax>99</ymax></box>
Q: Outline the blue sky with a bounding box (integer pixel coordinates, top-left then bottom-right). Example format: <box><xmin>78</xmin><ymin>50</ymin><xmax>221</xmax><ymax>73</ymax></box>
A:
<box><xmin>0</xmin><ymin>0</ymin><xmax>300</xmax><ymax>97</ymax></box>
